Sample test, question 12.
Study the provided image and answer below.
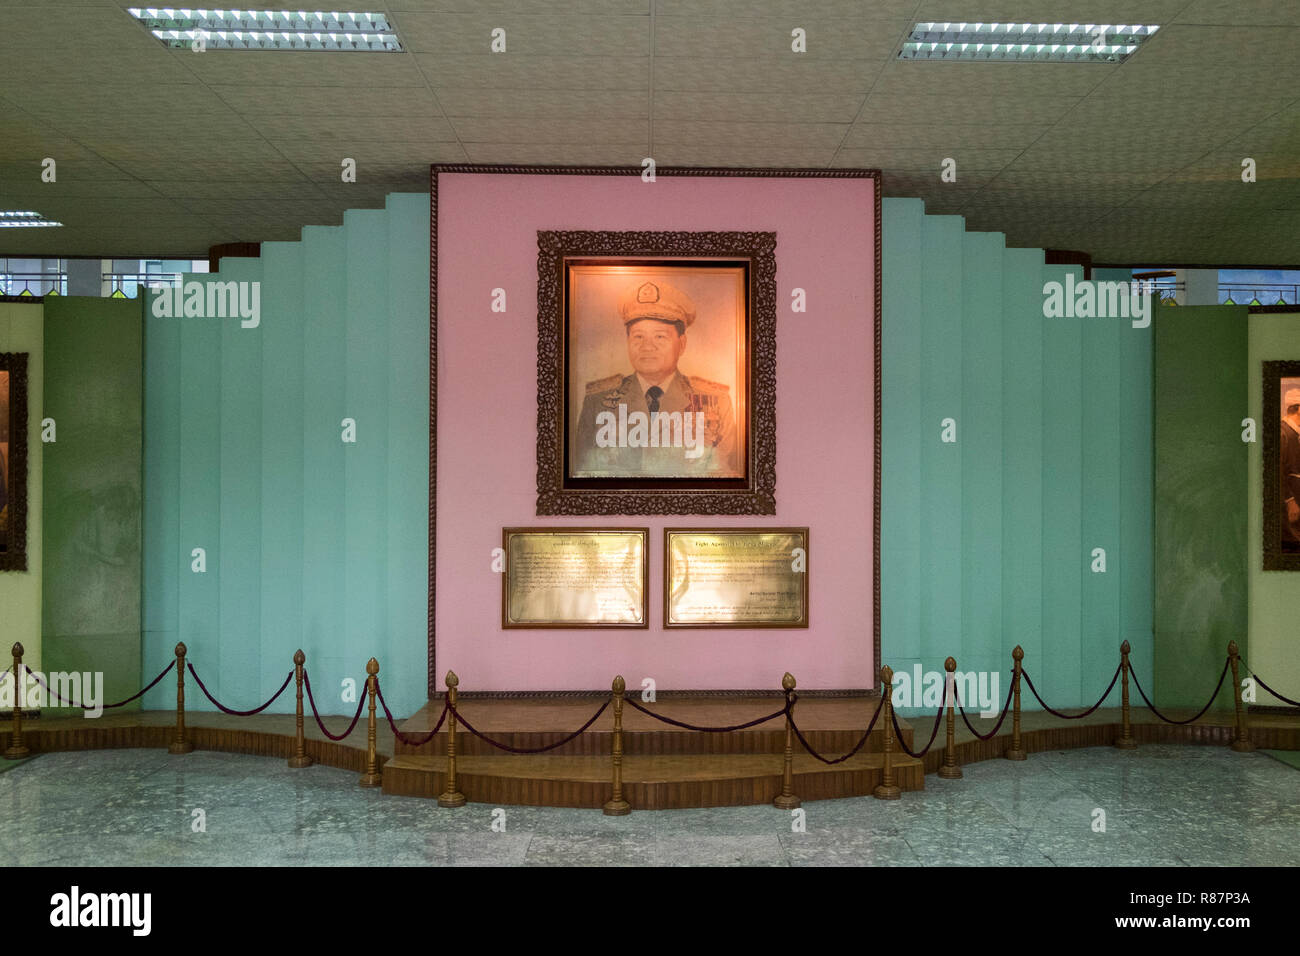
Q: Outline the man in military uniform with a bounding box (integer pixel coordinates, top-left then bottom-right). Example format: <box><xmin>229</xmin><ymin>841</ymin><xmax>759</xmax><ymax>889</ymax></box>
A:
<box><xmin>1281</xmin><ymin>387</ymin><xmax>1300</xmax><ymax>549</ymax></box>
<box><xmin>573</xmin><ymin>279</ymin><xmax>739</xmax><ymax>478</ymax></box>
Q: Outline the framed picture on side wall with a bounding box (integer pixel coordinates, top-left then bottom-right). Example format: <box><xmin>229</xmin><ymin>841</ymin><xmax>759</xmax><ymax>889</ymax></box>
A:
<box><xmin>1263</xmin><ymin>359</ymin><xmax>1300</xmax><ymax>570</ymax></box>
<box><xmin>0</xmin><ymin>352</ymin><xmax>29</xmax><ymax>571</ymax></box>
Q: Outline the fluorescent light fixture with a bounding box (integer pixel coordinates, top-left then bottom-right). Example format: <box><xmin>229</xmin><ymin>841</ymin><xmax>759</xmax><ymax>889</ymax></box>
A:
<box><xmin>127</xmin><ymin>8</ymin><xmax>402</xmax><ymax>51</ymax></box>
<box><xmin>899</xmin><ymin>22</ymin><xmax>1158</xmax><ymax>61</ymax></box>
<box><xmin>0</xmin><ymin>210</ymin><xmax>63</xmax><ymax>228</ymax></box>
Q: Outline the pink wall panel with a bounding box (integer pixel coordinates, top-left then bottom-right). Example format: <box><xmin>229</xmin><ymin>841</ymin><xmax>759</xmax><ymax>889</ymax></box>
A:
<box><xmin>435</xmin><ymin>172</ymin><xmax>875</xmax><ymax>690</ymax></box>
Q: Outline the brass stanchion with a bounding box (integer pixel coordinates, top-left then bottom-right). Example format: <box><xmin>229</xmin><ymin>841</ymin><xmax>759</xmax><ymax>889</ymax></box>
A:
<box><xmin>874</xmin><ymin>665</ymin><xmax>901</xmax><ymax>800</ymax></box>
<box><xmin>1115</xmin><ymin>640</ymin><xmax>1137</xmax><ymax>750</ymax></box>
<box><xmin>1228</xmin><ymin>641</ymin><xmax>1255</xmax><ymax>753</ymax></box>
<box><xmin>603</xmin><ymin>675</ymin><xmax>631</xmax><ymax>816</ymax></box>
<box><xmin>438</xmin><ymin>670</ymin><xmax>466</xmax><ymax>808</ymax></box>
<box><xmin>288</xmin><ymin>649</ymin><xmax>313</xmax><ymax>768</ymax></box>
<box><xmin>1005</xmin><ymin>645</ymin><xmax>1026</xmax><ymax>760</ymax></box>
<box><xmin>359</xmin><ymin>658</ymin><xmax>382</xmax><ymax>787</ymax></box>
<box><xmin>168</xmin><ymin>642</ymin><xmax>194</xmax><ymax>755</ymax></box>
<box><xmin>4</xmin><ymin>643</ymin><xmax>30</xmax><ymax>760</ymax></box>
<box><xmin>938</xmin><ymin>657</ymin><xmax>962</xmax><ymax>779</ymax></box>
<box><xmin>773</xmin><ymin>672</ymin><xmax>801</xmax><ymax>810</ymax></box>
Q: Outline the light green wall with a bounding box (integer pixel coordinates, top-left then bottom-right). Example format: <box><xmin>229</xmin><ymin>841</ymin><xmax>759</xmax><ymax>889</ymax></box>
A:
<box><xmin>1153</xmin><ymin>302</ymin><xmax>1248</xmax><ymax>707</ymax></box>
<box><xmin>41</xmin><ymin>296</ymin><xmax>144</xmax><ymax>711</ymax></box>
<box><xmin>1248</xmin><ymin>310</ymin><xmax>1300</xmax><ymax>704</ymax></box>
<box><xmin>142</xmin><ymin>194</ymin><xmax>431</xmax><ymax>716</ymax></box>
<box><xmin>0</xmin><ymin>301</ymin><xmax>43</xmax><ymax>676</ymax></box>
<box><xmin>882</xmin><ymin>197</ymin><xmax>1154</xmax><ymax>711</ymax></box>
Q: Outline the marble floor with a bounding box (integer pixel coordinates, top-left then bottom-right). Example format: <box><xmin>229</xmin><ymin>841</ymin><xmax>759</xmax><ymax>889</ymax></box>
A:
<box><xmin>1</xmin><ymin>745</ymin><xmax>1296</xmax><ymax>866</ymax></box>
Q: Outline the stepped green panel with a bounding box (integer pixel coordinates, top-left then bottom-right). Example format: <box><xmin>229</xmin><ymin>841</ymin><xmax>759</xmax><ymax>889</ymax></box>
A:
<box><xmin>1000</xmin><ymin>248</ymin><xmax>1045</xmax><ymax>680</ymax></box>
<box><xmin>258</xmin><ymin>240</ymin><xmax>306</xmax><ymax>710</ymax></box>
<box><xmin>959</xmin><ymin>231</ymin><xmax>1004</xmax><ymax>679</ymax></box>
<box><xmin>918</xmin><ymin>216</ymin><xmax>964</xmax><ymax>665</ymax></box>
<box><xmin>880</xmin><ymin>198</ymin><xmax>924</xmax><ymax>664</ymax></box>
<box><xmin>1038</xmin><ymin>265</ymin><xmax>1084</xmax><ymax>706</ymax></box>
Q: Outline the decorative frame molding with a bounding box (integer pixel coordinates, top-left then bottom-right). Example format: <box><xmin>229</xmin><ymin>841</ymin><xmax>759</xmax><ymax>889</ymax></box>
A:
<box><xmin>0</xmin><ymin>351</ymin><xmax>29</xmax><ymax>572</ymax></box>
<box><xmin>1263</xmin><ymin>358</ymin><xmax>1300</xmax><ymax>571</ymax></box>
<box><xmin>537</xmin><ymin>233</ymin><xmax>776</xmax><ymax>515</ymax></box>
<box><xmin>430</xmin><ymin>164</ymin><xmax>882</xmax><ymax>698</ymax></box>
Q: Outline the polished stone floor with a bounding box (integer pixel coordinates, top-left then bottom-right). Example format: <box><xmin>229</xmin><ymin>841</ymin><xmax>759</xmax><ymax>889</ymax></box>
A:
<box><xmin>2</xmin><ymin>745</ymin><xmax>1296</xmax><ymax>866</ymax></box>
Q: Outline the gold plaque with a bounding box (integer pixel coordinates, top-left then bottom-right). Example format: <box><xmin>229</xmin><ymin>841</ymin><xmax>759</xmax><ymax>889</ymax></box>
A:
<box><xmin>503</xmin><ymin>528</ymin><xmax>649</xmax><ymax>628</ymax></box>
<box><xmin>664</xmin><ymin>528</ymin><xmax>809</xmax><ymax>628</ymax></box>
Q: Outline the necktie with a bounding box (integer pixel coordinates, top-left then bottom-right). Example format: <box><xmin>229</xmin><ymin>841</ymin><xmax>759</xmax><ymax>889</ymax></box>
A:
<box><xmin>646</xmin><ymin>386</ymin><xmax>663</xmax><ymax>413</ymax></box>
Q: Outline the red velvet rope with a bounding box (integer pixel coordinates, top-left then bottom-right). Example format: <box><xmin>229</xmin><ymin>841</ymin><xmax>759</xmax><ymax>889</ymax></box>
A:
<box><xmin>891</xmin><ymin>701</ymin><xmax>945</xmax><ymax>758</ymax></box>
<box><xmin>787</xmin><ymin>694</ymin><xmax>884</xmax><ymax>765</ymax></box>
<box><xmin>188</xmin><ymin>663</ymin><xmax>293</xmax><ymax>717</ymax></box>
<box><xmin>1129</xmin><ymin>658</ymin><xmax>1229</xmax><ymax>725</ymax></box>
<box><xmin>1240</xmin><ymin>659</ymin><xmax>1300</xmax><ymax>708</ymax></box>
<box><xmin>447</xmin><ymin>698</ymin><xmax>609</xmax><ymax>754</ymax></box>
<box><xmin>955</xmin><ymin>679</ymin><xmax>1015</xmax><ymax>739</ymax></box>
<box><xmin>302</xmin><ymin>669</ymin><xmax>367</xmax><ymax>740</ymax></box>
<box><xmin>375</xmin><ymin>680</ymin><xmax>448</xmax><ymax>746</ymax></box>
<box><xmin>1020</xmin><ymin>664</ymin><xmax>1121</xmax><ymax>719</ymax></box>
<box><xmin>22</xmin><ymin>661</ymin><xmax>175</xmax><ymax>710</ymax></box>
<box><xmin>622</xmin><ymin>695</ymin><xmax>787</xmax><ymax>732</ymax></box>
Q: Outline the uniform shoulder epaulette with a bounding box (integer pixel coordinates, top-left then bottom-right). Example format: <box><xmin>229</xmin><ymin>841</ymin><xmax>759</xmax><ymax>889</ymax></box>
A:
<box><xmin>586</xmin><ymin>373</ymin><xmax>624</xmax><ymax>395</ymax></box>
<box><xmin>687</xmin><ymin>376</ymin><xmax>729</xmax><ymax>393</ymax></box>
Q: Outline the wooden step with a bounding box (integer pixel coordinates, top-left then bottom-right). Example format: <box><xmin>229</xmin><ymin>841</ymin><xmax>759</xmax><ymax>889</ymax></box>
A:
<box><xmin>381</xmin><ymin>751</ymin><xmax>925</xmax><ymax>809</ymax></box>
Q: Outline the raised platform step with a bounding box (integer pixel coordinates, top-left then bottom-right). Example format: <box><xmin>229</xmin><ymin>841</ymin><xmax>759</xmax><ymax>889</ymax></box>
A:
<box><xmin>381</xmin><ymin>751</ymin><xmax>925</xmax><ymax>809</ymax></box>
<box><xmin>394</xmin><ymin>695</ymin><xmax>910</xmax><ymax>758</ymax></box>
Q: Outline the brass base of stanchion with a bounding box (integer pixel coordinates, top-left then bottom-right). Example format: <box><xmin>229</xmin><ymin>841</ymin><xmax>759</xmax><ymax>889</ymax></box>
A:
<box><xmin>1231</xmin><ymin>739</ymin><xmax>1256</xmax><ymax>753</ymax></box>
<box><xmin>1114</xmin><ymin>737</ymin><xmax>1137</xmax><ymax>750</ymax></box>
<box><xmin>287</xmin><ymin>754</ymin><xmax>314</xmax><ymax>768</ymax></box>
<box><xmin>4</xmin><ymin>744</ymin><xmax>30</xmax><ymax>760</ymax></box>
<box><xmin>358</xmin><ymin>771</ymin><xmax>382</xmax><ymax>787</ymax></box>
<box><xmin>773</xmin><ymin>794</ymin><xmax>801</xmax><ymax>810</ymax></box>
<box><xmin>438</xmin><ymin>791</ymin><xmax>466</xmax><ymax>808</ymax></box>
<box><xmin>168</xmin><ymin>740</ymin><xmax>193</xmax><ymax>755</ymax></box>
<box><xmin>1004</xmin><ymin>748</ymin><xmax>1026</xmax><ymax>761</ymax></box>
<box><xmin>873</xmin><ymin>783</ymin><xmax>901</xmax><ymax>800</ymax></box>
<box><xmin>937</xmin><ymin>764</ymin><xmax>963</xmax><ymax>779</ymax></box>
<box><xmin>603</xmin><ymin>798</ymin><xmax>631</xmax><ymax>816</ymax></box>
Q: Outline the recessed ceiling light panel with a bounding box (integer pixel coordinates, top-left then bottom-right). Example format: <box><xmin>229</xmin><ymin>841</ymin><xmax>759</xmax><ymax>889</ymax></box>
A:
<box><xmin>127</xmin><ymin>8</ymin><xmax>403</xmax><ymax>51</ymax></box>
<box><xmin>898</xmin><ymin>22</ymin><xmax>1159</xmax><ymax>62</ymax></box>
<box><xmin>0</xmin><ymin>210</ymin><xmax>63</xmax><ymax>228</ymax></box>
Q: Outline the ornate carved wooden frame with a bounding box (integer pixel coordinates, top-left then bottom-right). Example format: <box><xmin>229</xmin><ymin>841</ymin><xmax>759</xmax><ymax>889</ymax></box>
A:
<box><xmin>1263</xmin><ymin>358</ymin><xmax>1300</xmax><ymax>571</ymax></box>
<box><xmin>0</xmin><ymin>352</ymin><xmax>29</xmax><ymax>572</ymax></box>
<box><xmin>429</xmin><ymin>165</ymin><xmax>882</xmax><ymax>697</ymax></box>
<box><xmin>536</xmin><ymin>231</ymin><xmax>776</xmax><ymax>516</ymax></box>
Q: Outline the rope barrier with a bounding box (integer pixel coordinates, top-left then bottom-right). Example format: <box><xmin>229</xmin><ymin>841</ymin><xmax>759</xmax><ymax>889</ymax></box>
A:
<box><xmin>622</xmin><ymin>695</ymin><xmax>787</xmax><ymax>732</ymax></box>
<box><xmin>891</xmin><ymin>701</ymin><xmax>945</xmax><ymax>758</ymax></box>
<box><xmin>1240</xmin><ymin>660</ymin><xmax>1300</xmax><ymax>708</ymax></box>
<box><xmin>447</xmin><ymin>698</ymin><xmax>609</xmax><ymax>754</ymax></box>
<box><xmin>302</xmin><ymin>669</ymin><xmax>367</xmax><ymax>741</ymax></box>
<box><xmin>187</xmin><ymin>663</ymin><xmax>293</xmax><ymax>717</ymax></box>
<box><xmin>787</xmin><ymin>695</ymin><xmax>883</xmax><ymax>765</ymax></box>
<box><xmin>1020</xmin><ymin>664</ymin><xmax>1121</xmax><ymax>720</ymax></box>
<box><xmin>375</xmin><ymin>680</ymin><xmax>449</xmax><ymax>746</ymax></box>
<box><xmin>22</xmin><ymin>661</ymin><xmax>175</xmax><ymax>710</ymax></box>
<box><xmin>1129</xmin><ymin>658</ymin><xmax>1230</xmax><ymax>725</ymax></box>
<box><xmin>955</xmin><ymin>680</ymin><xmax>1015</xmax><ymax>740</ymax></box>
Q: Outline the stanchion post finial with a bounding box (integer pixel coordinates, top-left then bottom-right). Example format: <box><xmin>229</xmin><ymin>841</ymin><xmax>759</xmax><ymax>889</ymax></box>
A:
<box><xmin>1005</xmin><ymin>645</ymin><xmax>1027</xmax><ymax>760</ymax></box>
<box><xmin>874</xmin><ymin>665</ymin><xmax>902</xmax><ymax>800</ymax></box>
<box><xmin>168</xmin><ymin>642</ymin><xmax>194</xmax><ymax>755</ymax></box>
<box><xmin>4</xmin><ymin>642</ymin><xmax>30</xmax><ymax>760</ymax></box>
<box><xmin>1227</xmin><ymin>641</ymin><xmax>1255</xmax><ymax>753</ymax></box>
<box><xmin>438</xmin><ymin>670</ymin><xmax>466</xmax><ymax>808</ymax></box>
<box><xmin>938</xmin><ymin>656</ymin><xmax>962</xmax><ymax>779</ymax></box>
<box><xmin>773</xmin><ymin>672</ymin><xmax>801</xmax><ymax>809</ymax></box>
<box><xmin>603</xmin><ymin>675</ymin><xmax>631</xmax><ymax>816</ymax></box>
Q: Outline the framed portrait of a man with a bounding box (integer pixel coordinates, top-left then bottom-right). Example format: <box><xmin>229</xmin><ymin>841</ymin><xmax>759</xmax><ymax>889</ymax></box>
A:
<box><xmin>536</xmin><ymin>231</ymin><xmax>777</xmax><ymax>515</ymax></box>
<box><xmin>1263</xmin><ymin>360</ymin><xmax>1300</xmax><ymax>570</ymax></box>
<box><xmin>0</xmin><ymin>352</ymin><xmax>28</xmax><ymax>572</ymax></box>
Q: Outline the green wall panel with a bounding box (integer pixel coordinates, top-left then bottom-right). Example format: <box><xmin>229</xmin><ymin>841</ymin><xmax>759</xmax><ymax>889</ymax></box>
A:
<box><xmin>41</xmin><ymin>296</ymin><xmax>143</xmax><ymax>710</ymax></box>
<box><xmin>1153</xmin><ymin>302</ymin><xmax>1248</xmax><ymax>707</ymax></box>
